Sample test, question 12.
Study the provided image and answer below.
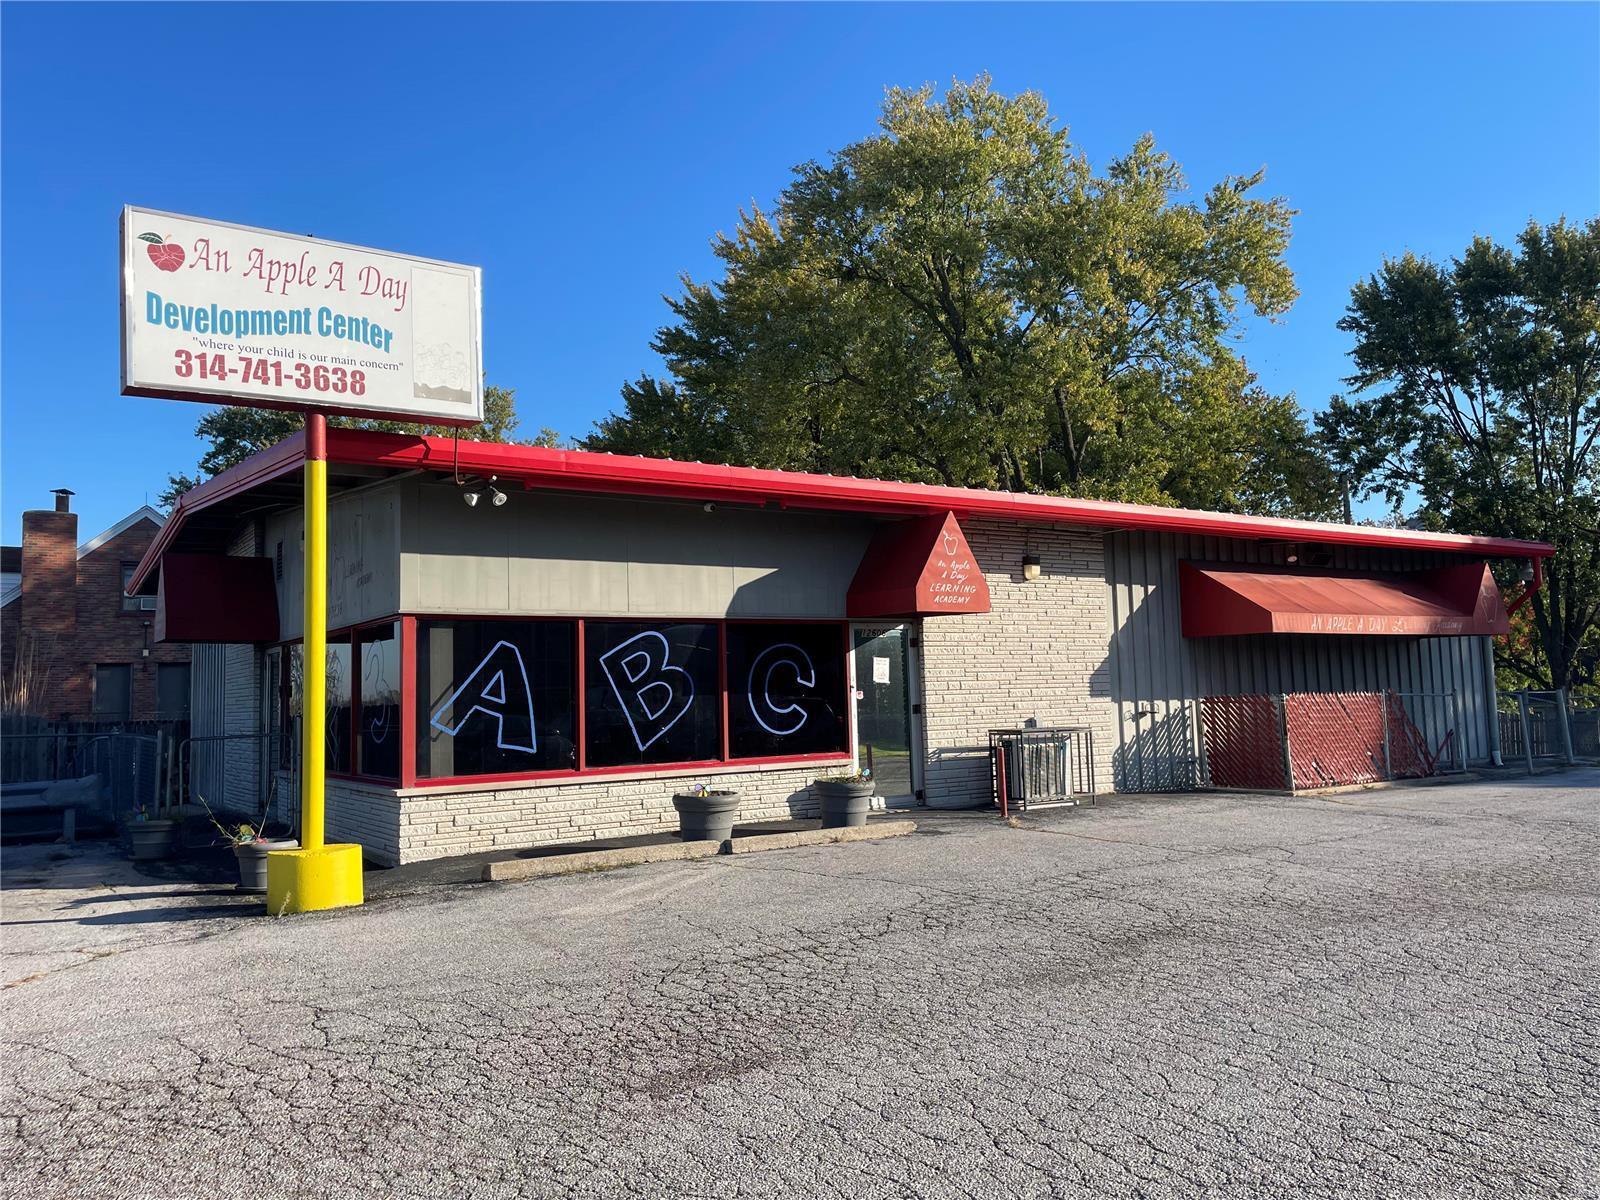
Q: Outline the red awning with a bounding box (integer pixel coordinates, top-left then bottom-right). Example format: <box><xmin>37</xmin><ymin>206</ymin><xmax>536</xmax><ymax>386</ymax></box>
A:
<box><xmin>155</xmin><ymin>553</ymin><xmax>280</xmax><ymax>643</ymax></box>
<box><xmin>1179</xmin><ymin>560</ymin><xmax>1509</xmax><ymax>638</ymax></box>
<box><xmin>847</xmin><ymin>512</ymin><xmax>992</xmax><ymax>618</ymax></box>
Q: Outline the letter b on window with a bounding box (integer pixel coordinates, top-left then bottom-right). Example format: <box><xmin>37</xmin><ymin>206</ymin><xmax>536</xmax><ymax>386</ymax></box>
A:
<box><xmin>598</xmin><ymin>631</ymin><xmax>695</xmax><ymax>751</ymax></box>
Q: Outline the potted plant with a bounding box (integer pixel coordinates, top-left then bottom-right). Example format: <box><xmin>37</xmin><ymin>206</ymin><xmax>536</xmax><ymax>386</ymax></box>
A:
<box><xmin>203</xmin><ymin>801</ymin><xmax>298</xmax><ymax>892</ymax></box>
<box><xmin>671</xmin><ymin>782</ymin><xmax>740</xmax><ymax>843</ymax></box>
<box><xmin>813</xmin><ymin>768</ymin><xmax>875</xmax><ymax>828</ymax></box>
<box><xmin>127</xmin><ymin>805</ymin><xmax>179</xmax><ymax>861</ymax></box>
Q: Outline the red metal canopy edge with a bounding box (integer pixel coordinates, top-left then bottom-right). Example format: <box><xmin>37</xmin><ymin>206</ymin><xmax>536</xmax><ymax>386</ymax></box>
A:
<box><xmin>130</xmin><ymin>429</ymin><xmax>1555</xmax><ymax>595</ymax></box>
<box><xmin>128</xmin><ymin>431</ymin><xmax>306</xmax><ymax>594</ymax></box>
<box><xmin>1179</xmin><ymin>561</ymin><xmax>1511</xmax><ymax>638</ymax></box>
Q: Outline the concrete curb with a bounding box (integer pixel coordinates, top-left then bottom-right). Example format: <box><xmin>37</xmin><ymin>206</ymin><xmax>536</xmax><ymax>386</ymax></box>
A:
<box><xmin>482</xmin><ymin>819</ymin><xmax>917</xmax><ymax>882</ymax></box>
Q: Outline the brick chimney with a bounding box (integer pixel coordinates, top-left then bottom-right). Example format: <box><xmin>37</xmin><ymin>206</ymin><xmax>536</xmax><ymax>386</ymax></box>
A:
<box><xmin>21</xmin><ymin>488</ymin><xmax>78</xmax><ymax>637</ymax></box>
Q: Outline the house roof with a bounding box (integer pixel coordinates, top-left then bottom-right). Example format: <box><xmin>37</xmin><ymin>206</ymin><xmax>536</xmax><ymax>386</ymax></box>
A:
<box><xmin>128</xmin><ymin>428</ymin><xmax>1556</xmax><ymax>595</ymax></box>
<box><xmin>2</xmin><ymin>506</ymin><xmax>165</xmax><ymax>608</ymax></box>
<box><xmin>78</xmin><ymin>506</ymin><xmax>165</xmax><ymax>558</ymax></box>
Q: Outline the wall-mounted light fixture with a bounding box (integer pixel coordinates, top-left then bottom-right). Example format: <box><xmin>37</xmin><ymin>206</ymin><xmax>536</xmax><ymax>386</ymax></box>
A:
<box><xmin>1021</xmin><ymin>554</ymin><xmax>1041</xmax><ymax>582</ymax></box>
<box><xmin>461</xmin><ymin>475</ymin><xmax>507</xmax><ymax>508</ymax></box>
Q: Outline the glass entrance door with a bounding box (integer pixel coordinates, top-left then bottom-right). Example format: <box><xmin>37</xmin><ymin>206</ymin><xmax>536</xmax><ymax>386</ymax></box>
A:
<box><xmin>851</xmin><ymin>623</ymin><xmax>922</xmax><ymax>807</ymax></box>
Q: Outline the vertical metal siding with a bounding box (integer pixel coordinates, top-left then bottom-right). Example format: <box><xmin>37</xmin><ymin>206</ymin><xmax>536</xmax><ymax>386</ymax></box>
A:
<box><xmin>188</xmin><ymin>644</ymin><xmax>227</xmax><ymax>809</ymax></box>
<box><xmin>1104</xmin><ymin>532</ymin><xmax>1494</xmax><ymax>790</ymax></box>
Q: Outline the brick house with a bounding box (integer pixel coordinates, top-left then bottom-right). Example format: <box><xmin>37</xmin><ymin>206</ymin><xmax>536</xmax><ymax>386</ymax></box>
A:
<box><xmin>1</xmin><ymin>490</ymin><xmax>190</xmax><ymax>723</ymax></box>
<box><xmin>127</xmin><ymin>430</ymin><xmax>1549</xmax><ymax>865</ymax></box>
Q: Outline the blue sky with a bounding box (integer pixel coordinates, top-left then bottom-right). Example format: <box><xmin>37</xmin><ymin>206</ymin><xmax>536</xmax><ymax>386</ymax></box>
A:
<box><xmin>3</xmin><ymin>2</ymin><xmax>1596</xmax><ymax>543</ymax></box>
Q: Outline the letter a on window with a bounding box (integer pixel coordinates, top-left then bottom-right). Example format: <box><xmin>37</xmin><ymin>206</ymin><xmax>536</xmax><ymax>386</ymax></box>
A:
<box><xmin>598</xmin><ymin>631</ymin><xmax>695</xmax><ymax>751</ymax></box>
<box><xmin>430</xmin><ymin>640</ymin><xmax>537</xmax><ymax>754</ymax></box>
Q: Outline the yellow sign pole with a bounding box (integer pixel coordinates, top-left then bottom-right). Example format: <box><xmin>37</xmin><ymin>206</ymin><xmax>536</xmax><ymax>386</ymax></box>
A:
<box><xmin>266</xmin><ymin>412</ymin><xmax>363</xmax><ymax>913</ymax></box>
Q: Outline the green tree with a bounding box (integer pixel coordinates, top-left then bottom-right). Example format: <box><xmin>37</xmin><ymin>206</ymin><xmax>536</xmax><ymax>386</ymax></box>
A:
<box><xmin>587</xmin><ymin>75</ymin><xmax>1335</xmax><ymax>516</ymax></box>
<box><xmin>159</xmin><ymin>385</ymin><xmax>553</xmax><ymax>507</ymax></box>
<box><xmin>1318</xmin><ymin>218</ymin><xmax>1600</xmax><ymax>695</ymax></box>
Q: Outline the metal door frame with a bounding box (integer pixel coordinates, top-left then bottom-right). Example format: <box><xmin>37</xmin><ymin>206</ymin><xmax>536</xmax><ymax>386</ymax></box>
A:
<box><xmin>849</xmin><ymin>620</ymin><xmax>925</xmax><ymax>807</ymax></box>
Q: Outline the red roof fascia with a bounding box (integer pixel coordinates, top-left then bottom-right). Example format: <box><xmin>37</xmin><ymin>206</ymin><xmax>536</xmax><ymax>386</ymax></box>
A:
<box><xmin>129</xmin><ymin>428</ymin><xmax>1557</xmax><ymax>595</ymax></box>
<box><xmin>846</xmin><ymin>513</ymin><xmax>992</xmax><ymax>618</ymax></box>
<box><xmin>327</xmin><ymin>430</ymin><xmax>1555</xmax><ymax>559</ymax></box>
<box><xmin>1179</xmin><ymin>561</ymin><xmax>1511</xmax><ymax>638</ymax></box>
<box><xmin>126</xmin><ymin>431</ymin><xmax>306</xmax><ymax>595</ymax></box>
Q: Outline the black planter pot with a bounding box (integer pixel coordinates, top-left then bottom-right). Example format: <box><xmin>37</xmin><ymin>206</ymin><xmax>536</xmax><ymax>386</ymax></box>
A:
<box><xmin>813</xmin><ymin>779</ymin><xmax>875</xmax><ymax>828</ymax></box>
<box><xmin>672</xmin><ymin>791</ymin><xmax>741</xmax><ymax>842</ymax></box>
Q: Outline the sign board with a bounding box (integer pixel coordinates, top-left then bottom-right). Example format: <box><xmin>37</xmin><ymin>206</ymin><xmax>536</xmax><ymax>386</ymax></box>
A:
<box><xmin>846</xmin><ymin>512</ymin><xmax>992</xmax><ymax>618</ymax></box>
<box><xmin>121</xmin><ymin>206</ymin><xmax>483</xmax><ymax>425</ymax></box>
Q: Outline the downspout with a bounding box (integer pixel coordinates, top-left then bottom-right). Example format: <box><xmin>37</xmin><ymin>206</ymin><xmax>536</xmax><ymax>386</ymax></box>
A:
<box><xmin>1483</xmin><ymin>636</ymin><xmax>1502</xmax><ymax>767</ymax></box>
<box><xmin>1505</xmin><ymin>556</ymin><xmax>1543</xmax><ymax>617</ymax></box>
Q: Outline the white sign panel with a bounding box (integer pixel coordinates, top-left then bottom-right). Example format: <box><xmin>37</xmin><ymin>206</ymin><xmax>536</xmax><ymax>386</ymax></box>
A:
<box><xmin>121</xmin><ymin>206</ymin><xmax>483</xmax><ymax>425</ymax></box>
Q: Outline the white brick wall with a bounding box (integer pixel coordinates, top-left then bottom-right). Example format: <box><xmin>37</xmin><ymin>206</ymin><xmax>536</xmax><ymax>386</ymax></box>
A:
<box><xmin>327</xmin><ymin>760</ymin><xmax>832</xmax><ymax>866</ymax></box>
<box><xmin>919</xmin><ymin>520</ymin><xmax>1116</xmax><ymax>807</ymax></box>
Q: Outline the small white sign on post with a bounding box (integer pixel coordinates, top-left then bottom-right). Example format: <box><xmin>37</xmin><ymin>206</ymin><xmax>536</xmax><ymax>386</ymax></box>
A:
<box><xmin>121</xmin><ymin>206</ymin><xmax>483</xmax><ymax>425</ymax></box>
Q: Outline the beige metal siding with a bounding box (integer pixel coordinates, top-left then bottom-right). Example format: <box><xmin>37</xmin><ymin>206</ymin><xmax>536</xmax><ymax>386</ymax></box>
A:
<box><xmin>1104</xmin><ymin>531</ymin><xmax>1494</xmax><ymax>790</ymax></box>
<box><xmin>398</xmin><ymin>480</ymin><xmax>878</xmax><ymax>618</ymax></box>
<box><xmin>267</xmin><ymin>482</ymin><xmax>401</xmax><ymax>639</ymax></box>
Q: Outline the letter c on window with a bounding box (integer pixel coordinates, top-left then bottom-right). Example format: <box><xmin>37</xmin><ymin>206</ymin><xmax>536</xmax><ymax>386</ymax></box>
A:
<box><xmin>748</xmin><ymin>642</ymin><xmax>815</xmax><ymax>737</ymax></box>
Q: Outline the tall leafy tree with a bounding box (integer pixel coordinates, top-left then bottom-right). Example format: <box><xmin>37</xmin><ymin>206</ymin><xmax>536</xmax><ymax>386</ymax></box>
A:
<box><xmin>587</xmin><ymin>76</ymin><xmax>1334</xmax><ymax>515</ymax></box>
<box><xmin>160</xmin><ymin>385</ymin><xmax>557</xmax><ymax>507</ymax></box>
<box><xmin>1318</xmin><ymin>218</ymin><xmax>1600</xmax><ymax>695</ymax></box>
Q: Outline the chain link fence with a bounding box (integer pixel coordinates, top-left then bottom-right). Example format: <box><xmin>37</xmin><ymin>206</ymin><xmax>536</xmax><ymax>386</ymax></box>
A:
<box><xmin>1200</xmin><ymin>690</ymin><xmax>1464</xmax><ymax>792</ymax></box>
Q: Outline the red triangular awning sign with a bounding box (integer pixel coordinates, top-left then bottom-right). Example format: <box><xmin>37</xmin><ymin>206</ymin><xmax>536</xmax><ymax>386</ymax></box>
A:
<box><xmin>846</xmin><ymin>512</ymin><xmax>991</xmax><ymax>618</ymax></box>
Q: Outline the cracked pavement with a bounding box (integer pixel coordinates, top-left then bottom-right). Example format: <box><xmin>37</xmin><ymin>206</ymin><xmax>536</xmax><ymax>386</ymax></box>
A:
<box><xmin>2</xmin><ymin>770</ymin><xmax>1597</xmax><ymax>1198</ymax></box>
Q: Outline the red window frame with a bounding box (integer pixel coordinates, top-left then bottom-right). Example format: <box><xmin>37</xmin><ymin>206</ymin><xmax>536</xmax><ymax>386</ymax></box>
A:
<box><xmin>401</xmin><ymin>614</ymin><xmax>855</xmax><ymax>790</ymax></box>
<box><xmin>277</xmin><ymin>616</ymin><xmax>404</xmax><ymax>785</ymax></box>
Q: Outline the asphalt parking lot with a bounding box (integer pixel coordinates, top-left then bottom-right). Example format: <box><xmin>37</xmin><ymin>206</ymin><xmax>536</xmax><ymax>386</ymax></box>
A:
<box><xmin>3</xmin><ymin>769</ymin><xmax>1597</xmax><ymax>1199</ymax></box>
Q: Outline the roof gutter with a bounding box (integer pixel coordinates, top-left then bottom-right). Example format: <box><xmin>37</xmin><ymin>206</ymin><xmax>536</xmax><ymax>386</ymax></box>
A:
<box><xmin>342</xmin><ymin>430</ymin><xmax>1556</xmax><ymax>559</ymax></box>
<box><xmin>127</xmin><ymin>428</ymin><xmax>1559</xmax><ymax>596</ymax></box>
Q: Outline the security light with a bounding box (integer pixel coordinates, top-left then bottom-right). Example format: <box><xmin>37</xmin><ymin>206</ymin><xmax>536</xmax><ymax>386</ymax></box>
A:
<box><xmin>1021</xmin><ymin>554</ymin><xmax>1041</xmax><ymax>582</ymax></box>
<box><xmin>460</xmin><ymin>474</ymin><xmax>505</xmax><ymax>508</ymax></box>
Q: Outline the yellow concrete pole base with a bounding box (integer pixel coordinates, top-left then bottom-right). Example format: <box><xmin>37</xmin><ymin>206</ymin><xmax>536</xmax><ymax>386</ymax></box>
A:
<box><xmin>265</xmin><ymin>844</ymin><xmax>365</xmax><ymax>915</ymax></box>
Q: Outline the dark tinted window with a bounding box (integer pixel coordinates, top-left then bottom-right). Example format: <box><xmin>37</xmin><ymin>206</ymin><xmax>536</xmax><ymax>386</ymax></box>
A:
<box><xmin>326</xmin><ymin>636</ymin><xmax>352</xmax><ymax>774</ymax></box>
<box><xmin>417</xmin><ymin>620</ymin><xmax>577</xmax><ymax>778</ymax></box>
<box><xmin>585</xmin><ymin>622</ymin><xmax>720</xmax><ymax>767</ymax></box>
<box><xmin>357</xmin><ymin>623</ymin><xmax>401</xmax><ymax>780</ymax></box>
<box><xmin>726</xmin><ymin>623</ymin><xmax>849</xmax><ymax>759</ymax></box>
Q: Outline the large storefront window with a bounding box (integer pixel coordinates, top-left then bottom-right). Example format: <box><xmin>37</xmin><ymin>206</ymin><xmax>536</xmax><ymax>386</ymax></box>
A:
<box><xmin>283</xmin><ymin>615</ymin><xmax>855</xmax><ymax>787</ymax></box>
<box><xmin>326</xmin><ymin>634</ymin><xmax>352</xmax><ymax>774</ymax></box>
<box><xmin>726</xmin><ymin>623</ymin><xmax>849</xmax><ymax>759</ymax></box>
<box><xmin>585</xmin><ymin>621</ymin><xmax>721</xmax><ymax>768</ymax></box>
<box><xmin>417</xmin><ymin>620</ymin><xmax>578</xmax><ymax>779</ymax></box>
<box><xmin>358</xmin><ymin>623</ymin><xmax>402</xmax><ymax>781</ymax></box>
